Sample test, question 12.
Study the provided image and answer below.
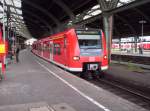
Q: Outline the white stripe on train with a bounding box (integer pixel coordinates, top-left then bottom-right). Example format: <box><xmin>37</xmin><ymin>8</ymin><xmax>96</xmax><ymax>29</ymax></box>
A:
<box><xmin>33</xmin><ymin>51</ymin><xmax>108</xmax><ymax>72</ymax></box>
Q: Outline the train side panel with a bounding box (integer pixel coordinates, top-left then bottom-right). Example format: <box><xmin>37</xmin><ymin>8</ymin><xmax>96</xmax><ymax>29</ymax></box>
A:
<box><xmin>65</xmin><ymin>29</ymin><xmax>108</xmax><ymax>72</ymax></box>
<box><xmin>32</xmin><ymin>28</ymin><xmax>108</xmax><ymax>72</ymax></box>
<box><xmin>43</xmin><ymin>41</ymin><xmax>50</xmax><ymax>59</ymax></box>
<box><xmin>65</xmin><ymin>29</ymin><xmax>82</xmax><ymax>71</ymax></box>
<box><xmin>52</xmin><ymin>34</ymin><xmax>69</xmax><ymax>67</ymax></box>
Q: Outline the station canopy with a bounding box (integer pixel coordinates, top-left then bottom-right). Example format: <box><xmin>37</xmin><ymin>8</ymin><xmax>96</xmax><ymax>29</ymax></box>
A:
<box><xmin>0</xmin><ymin>0</ymin><xmax>149</xmax><ymax>39</ymax></box>
<box><xmin>0</xmin><ymin>0</ymin><xmax>32</xmax><ymax>38</ymax></box>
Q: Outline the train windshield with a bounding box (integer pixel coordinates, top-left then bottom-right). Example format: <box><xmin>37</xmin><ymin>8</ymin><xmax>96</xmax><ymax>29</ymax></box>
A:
<box><xmin>76</xmin><ymin>30</ymin><xmax>102</xmax><ymax>56</ymax></box>
<box><xmin>76</xmin><ymin>30</ymin><xmax>102</xmax><ymax>49</ymax></box>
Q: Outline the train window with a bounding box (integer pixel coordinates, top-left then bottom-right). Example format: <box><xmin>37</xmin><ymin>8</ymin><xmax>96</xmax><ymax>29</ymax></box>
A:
<box><xmin>41</xmin><ymin>44</ymin><xmax>43</xmax><ymax>51</ymax></box>
<box><xmin>54</xmin><ymin>44</ymin><xmax>61</xmax><ymax>55</ymax></box>
<box><xmin>38</xmin><ymin>44</ymin><xmax>40</xmax><ymax>51</ymax></box>
<box><xmin>64</xmin><ymin>37</ymin><xmax>67</xmax><ymax>48</ymax></box>
<box><xmin>39</xmin><ymin>45</ymin><xmax>41</xmax><ymax>51</ymax></box>
<box><xmin>77</xmin><ymin>35</ymin><xmax>102</xmax><ymax>49</ymax></box>
<box><xmin>76</xmin><ymin>31</ymin><xmax>102</xmax><ymax>56</ymax></box>
<box><xmin>43</xmin><ymin>44</ymin><xmax>46</xmax><ymax>51</ymax></box>
<box><xmin>53</xmin><ymin>47</ymin><xmax>56</xmax><ymax>54</ymax></box>
<box><xmin>50</xmin><ymin>44</ymin><xmax>53</xmax><ymax>53</ymax></box>
<box><xmin>45</xmin><ymin>43</ymin><xmax>49</xmax><ymax>51</ymax></box>
<box><xmin>57</xmin><ymin>48</ymin><xmax>61</xmax><ymax>55</ymax></box>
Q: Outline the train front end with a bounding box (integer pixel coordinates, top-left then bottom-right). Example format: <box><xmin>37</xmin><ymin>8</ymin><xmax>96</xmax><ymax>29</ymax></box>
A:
<box><xmin>69</xmin><ymin>29</ymin><xmax>108</xmax><ymax>77</ymax></box>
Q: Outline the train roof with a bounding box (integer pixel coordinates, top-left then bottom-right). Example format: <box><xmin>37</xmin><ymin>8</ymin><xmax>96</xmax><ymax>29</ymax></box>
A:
<box><xmin>36</xmin><ymin>27</ymin><xmax>102</xmax><ymax>42</ymax></box>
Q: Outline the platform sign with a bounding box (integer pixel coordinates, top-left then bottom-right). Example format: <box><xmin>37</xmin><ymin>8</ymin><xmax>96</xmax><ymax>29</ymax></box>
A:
<box><xmin>0</xmin><ymin>43</ymin><xmax>6</xmax><ymax>54</ymax></box>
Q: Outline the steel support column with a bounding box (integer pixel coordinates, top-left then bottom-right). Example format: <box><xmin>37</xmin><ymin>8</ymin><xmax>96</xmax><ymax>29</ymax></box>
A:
<box><xmin>134</xmin><ymin>36</ymin><xmax>138</xmax><ymax>52</ymax></box>
<box><xmin>97</xmin><ymin>0</ymin><xmax>119</xmax><ymax>64</ymax></box>
<box><xmin>103</xmin><ymin>13</ymin><xmax>113</xmax><ymax>64</ymax></box>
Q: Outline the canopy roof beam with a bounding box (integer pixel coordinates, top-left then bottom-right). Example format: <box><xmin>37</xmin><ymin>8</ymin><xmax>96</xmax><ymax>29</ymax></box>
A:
<box><xmin>53</xmin><ymin>0</ymin><xmax>75</xmax><ymax>20</ymax></box>
<box><xmin>22</xmin><ymin>0</ymin><xmax>61</xmax><ymax>26</ymax></box>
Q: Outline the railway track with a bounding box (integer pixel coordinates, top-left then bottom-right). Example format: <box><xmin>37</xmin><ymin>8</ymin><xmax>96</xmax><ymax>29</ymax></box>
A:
<box><xmin>111</xmin><ymin>54</ymin><xmax>150</xmax><ymax>65</ymax></box>
<box><xmin>83</xmin><ymin>75</ymin><xmax>150</xmax><ymax>110</ymax></box>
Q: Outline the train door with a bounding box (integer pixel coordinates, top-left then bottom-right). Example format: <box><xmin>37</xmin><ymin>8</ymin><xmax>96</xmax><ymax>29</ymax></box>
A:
<box><xmin>46</xmin><ymin>41</ymin><xmax>50</xmax><ymax>59</ymax></box>
<box><xmin>41</xmin><ymin>42</ymin><xmax>43</xmax><ymax>57</ymax></box>
<box><xmin>63</xmin><ymin>36</ymin><xmax>67</xmax><ymax>66</ymax></box>
<box><xmin>49</xmin><ymin>41</ymin><xmax>53</xmax><ymax>61</ymax></box>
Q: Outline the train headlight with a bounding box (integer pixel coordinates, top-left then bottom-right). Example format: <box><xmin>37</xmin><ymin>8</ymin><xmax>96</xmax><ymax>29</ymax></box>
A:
<box><xmin>73</xmin><ymin>56</ymin><xmax>80</xmax><ymax>61</ymax></box>
<box><xmin>104</xmin><ymin>55</ymin><xmax>107</xmax><ymax>60</ymax></box>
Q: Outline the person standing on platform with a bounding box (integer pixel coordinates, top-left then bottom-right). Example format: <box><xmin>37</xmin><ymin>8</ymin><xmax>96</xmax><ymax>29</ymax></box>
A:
<box><xmin>16</xmin><ymin>46</ymin><xmax>20</xmax><ymax>63</ymax></box>
<box><xmin>139</xmin><ymin>45</ymin><xmax>143</xmax><ymax>54</ymax></box>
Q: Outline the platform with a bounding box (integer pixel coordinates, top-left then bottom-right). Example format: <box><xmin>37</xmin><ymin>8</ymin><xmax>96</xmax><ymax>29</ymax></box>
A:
<box><xmin>111</xmin><ymin>53</ymin><xmax>150</xmax><ymax>65</ymax></box>
<box><xmin>0</xmin><ymin>49</ymin><xmax>148</xmax><ymax>111</ymax></box>
<box><xmin>112</xmin><ymin>50</ymin><xmax>150</xmax><ymax>57</ymax></box>
<box><xmin>111</xmin><ymin>60</ymin><xmax>150</xmax><ymax>70</ymax></box>
<box><xmin>106</xmin><ymin>62</ymin><xmax>150</xmax><ymax>89</ymax></box>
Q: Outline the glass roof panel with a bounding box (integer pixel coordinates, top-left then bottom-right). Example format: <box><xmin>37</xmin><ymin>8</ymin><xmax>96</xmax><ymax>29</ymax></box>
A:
<box><xmin>17</xmin><ymin>9</ymin><xmax>22</xmax><ymax>14</ymax></box>
<box><xmin>5</xmin><ymin>0</ymin><xmax>13</xmax><ymax>5</ymax></box>
<box><xmin>0</xmin><ymin>0</ymin><xmax>32</xmax><ymax>38</ymax></box>
<box><xmin>0</xmin><ymin>13</ymin><xmax>3</xmax><ymax>19</ymax></box>
<box><xmin>82</xmin><ymin>0</ymin><xmax>137</xmax><ymax>21</ymax></box>
<box><xmin>1</xmin><ymin>0</ymin><xmax>138</xmax><ymax>38</ymax></box>
<box><xmin>10</xmin><ymin>7</ymin><xmax>16</xmax><ymax>12</ymax></box>
<box><xmin>120</xmin><ymin>0</ymin><xmax>135</xmax><ymax>3</ymax></box>
<box><xmin>119</xmin><ymin>0</ymin><xmax>136</xmax><ymax>6</ymax></box>
<box><xmin>0</xmin><ymin>0</ymin><xmax>23</xmax><ymax>23</ymax></box>
<box><xmin>117</xmin><ymin>2</ymin><xmax>123</xmax><ymax>7</ymax></box>
<box><xmin>91</xmin><ymin>5</ymin><xmax>100</xmax><ymax>10</ymax></box>
<box><xmin>0</xmin><ymin>6</ymin><xmax>3</xmax><ymax>11</ymax></box>
<box><xmin>13</xmin><ymin>0</ymin><xmax>21</xmax><ymax>7</ymax></box>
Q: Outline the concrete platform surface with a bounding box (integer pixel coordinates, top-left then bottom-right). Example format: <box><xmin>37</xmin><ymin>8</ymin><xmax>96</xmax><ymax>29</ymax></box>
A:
<box><xmin>0</xmin><ymin>102</ymin><xmax>76</xmax><ymax>111</ymax></box>
<box><xmin>0</xmin><ymin>49</ymin><xmax>148</xmax><ymax>111</ymax></box>
<box><xmin>0</xmin><ymin>102</ymin><xmax>50</xmax><ymax>111</ymax></box>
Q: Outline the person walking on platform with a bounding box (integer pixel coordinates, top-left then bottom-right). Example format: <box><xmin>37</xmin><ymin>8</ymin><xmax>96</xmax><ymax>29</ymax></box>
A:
<box><xmin>139</xmin><ymin>45</ymin><xmax>143</xmax><ymax>54</ymax></box>
<box><xmin>16</xmin><ymin>47</ymin><xmax>20</xmax><ymax>63</ymax></box>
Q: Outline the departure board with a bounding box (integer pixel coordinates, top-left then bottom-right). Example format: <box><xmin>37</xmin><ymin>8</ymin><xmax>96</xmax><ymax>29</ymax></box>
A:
<box><xmin>76</xmin><ymin>30</ymin><xmax>99</xmax><ymax>35</ymax></box>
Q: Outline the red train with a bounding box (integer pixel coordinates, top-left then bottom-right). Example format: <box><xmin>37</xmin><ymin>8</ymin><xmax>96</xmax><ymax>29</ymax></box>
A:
<box><xmin>32</xmin><ymin>28</ymin><xmax>108</xmax><ymax>77</ymax></box>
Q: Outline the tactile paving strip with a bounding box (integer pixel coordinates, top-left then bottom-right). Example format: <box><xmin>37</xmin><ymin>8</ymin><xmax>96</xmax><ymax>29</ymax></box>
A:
<box><xmin>30</xmin><ymin>106</ymin><xmax>52</xmax><ymax>111</ymax></box>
